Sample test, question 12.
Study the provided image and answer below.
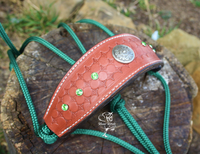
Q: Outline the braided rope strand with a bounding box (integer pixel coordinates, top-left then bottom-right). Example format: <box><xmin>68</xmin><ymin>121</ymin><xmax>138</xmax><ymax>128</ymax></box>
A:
<box><xmin>0</xmin><ymin>23</ymin><xmax>20</xmax><ymax>57</ymax></box>
<box><xmin>20</xmin><ymin>36</ymin><xmax>75</xmax><ymax>65</ymax></box>
<box><xmin>110</xmin><ymin>94</ymin><xmax>159</xmax><ymax>154</ymax></box>
<box><xmin>58</xmin><ymin>23</ymin><xmax>87</xmax><ymax>54</ymax></box>
<box><xmin>77</xmin><ymin>19</ymin><xmax>115</xmax><ymax>37</ymax></box>
<box><xmin>148</xmin><ymin>71</ymin><xmax>172</xmax><ymax>154</ymax></box>
<box><xmin>73</xmin><ymin>129</ymin><xmax>145</xmax><ymax>154</ymax></box>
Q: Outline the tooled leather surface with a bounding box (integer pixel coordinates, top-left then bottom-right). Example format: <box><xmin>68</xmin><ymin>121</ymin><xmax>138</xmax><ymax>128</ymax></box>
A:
<box><xmin>43</xmin><ymin>33</ymin><xmax>162</xmax><ymax>137</ymax></box>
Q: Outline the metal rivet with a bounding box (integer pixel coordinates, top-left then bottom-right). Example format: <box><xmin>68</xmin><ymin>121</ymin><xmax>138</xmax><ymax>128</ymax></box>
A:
<box><xmin>142</xmin><ymin>42</ymin><xmax>147</xmax><ymax>46</ymax></box>
<box><xmin>62</xmin><ymin>104</ymin><xmax>69</xmax><ymax>111</ymax></box>
<box><xmin>76</xmin><ymin>89</ymin><xmax>83</xmax><ymax>96</ymax></box>
<box><xmin>91</xmin><ymin>72</ymin><xmax>99</xmax><ymax>80</ymax></box>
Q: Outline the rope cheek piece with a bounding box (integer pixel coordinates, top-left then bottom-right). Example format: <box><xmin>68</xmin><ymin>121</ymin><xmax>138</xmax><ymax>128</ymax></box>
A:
<box><xmin>0</xmin><ymin>19</ymin><xmax>172</xmax><ymax>154</ymax></box>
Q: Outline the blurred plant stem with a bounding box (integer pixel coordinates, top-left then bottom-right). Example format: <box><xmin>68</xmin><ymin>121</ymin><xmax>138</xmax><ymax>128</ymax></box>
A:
<box><xmin>144</xmin><ymin>0</ymin><xmax>152</xmax><ymax>27</ymax></box>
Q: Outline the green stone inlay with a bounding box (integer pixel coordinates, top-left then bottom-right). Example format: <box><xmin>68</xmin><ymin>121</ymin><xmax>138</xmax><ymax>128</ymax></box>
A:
<box><xmin>153</xmin><ymin>49</ymin><xmax>156</xmax><ymax>52</ymax></box>
<box><xmin>149</xmin><ymin>44</ymin><xmax>153</xmax><ymax>48</ymax></box>
<box><xmin>62</xmin><ymin>104</ymin><xmax>69</xmax><ymax>111</ymax></box>
<box><xmin>76</xmin><ymin>89</ymin><xmax>83</xmax><ymax>96</ymax></box>
<box><xmin>91</xmin><ymin>72</ymin><xmax>99</xmax><ymax>80</ymax></box>
<box><xmin>142</xmin><ymin>42</ymin><xmax>146</xmax><ymax>46</ymax></box>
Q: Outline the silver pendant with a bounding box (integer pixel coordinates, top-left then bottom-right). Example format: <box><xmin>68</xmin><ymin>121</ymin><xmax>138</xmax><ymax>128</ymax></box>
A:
<box><xmin>112</xmin><ymin>45</ymin><xmax>135</xmax><ymax>63</ymax></box>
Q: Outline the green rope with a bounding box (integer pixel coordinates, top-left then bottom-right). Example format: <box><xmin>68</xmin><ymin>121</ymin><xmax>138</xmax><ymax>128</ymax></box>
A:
<box><xmin>72</xmin><ymin>129</ymin><xmax>145</xmax><ymax>154</ymax></box>
<box><xmin>79</xmin><ymin>19</ymin><xmax>172</xmax><ymax>154</ymax></box>
<box><xmin>77</xmin><ymin>19</ymin><xmax>115</xmax><ymax>37</ymax></box>
<box><xmin>0</xmin><ymin>22</ymin><xmax>75</xmax><ymax>65</ymax></box>
<box><xmin>1</xmin><ymin>20</ymin><xmax>172</xmax><ymax>153</ymax></box>
<box><xmin>38</xmin><ymin>124</ymin><xmax>58</xmax><ymax>144</ymax></box>
<box><xmin>6</xmin><ymin>42</ymin><xmax>148</xmax><ymax>150</ymax></box>
<box><xmin>110</xmin><ymin>72</ymin><xmax>172</xmax><ymax>154</ymax></box>
<box><xmin>3</xmin><ymin>30</ymin><xmax>148</xmax><ymax>151</ymax></box>
<box><xmin>1</xmin><ymin>24</ymin><xmax>76</xmax><ymax>144</ymax></box>
<box><xmin>110</xmin><ymin>94</ymin><xmax>159</xmax><ymax>154</ymax></box>
<box><xmin>148</xmin><ymin>71</ymin><xmax>172</xmax><ymax>154</ymax></box>
<box><xmin>0</xmin><ymin>23</ymin><xmax>20</xmax><ymax>57</ymax></box>
<box><xmin>19</xmin><ymin>36</ymin><xmax>75</xmax><ymax>65</ymax></box>
<box><xmin>7</xmin><ymin>49</ymin><xmax>58</xmax><ymax>144</ymax></box>
<box><xmin>58</xmin><ymin>23</ymin><xmax>87</xmax><ymax>54</ymax></box>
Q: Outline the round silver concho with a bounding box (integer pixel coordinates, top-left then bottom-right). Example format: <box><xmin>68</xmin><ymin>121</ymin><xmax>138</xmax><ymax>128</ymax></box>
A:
<box><xmin>112</xmin><ymin>45</ymin><xmax>135</xmax><ymax>63</ymax></box>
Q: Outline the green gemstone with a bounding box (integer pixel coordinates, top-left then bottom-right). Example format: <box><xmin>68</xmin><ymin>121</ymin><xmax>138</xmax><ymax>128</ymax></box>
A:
<box><xmin>153</xmin><ymin>49</ymin><xmax>156</xmax><ymax>52</ymax></box>
<box><xmin>76</xmin><ymin>89</ymin><xmax>83</xmax><ymax>96</ymax></box>
<box><xmin>62</xmin><ymin>104</ymin><xmax>69</xmax><ymax>111</ymax></box>
<box><xmin>142</xmin><ymin>42</ymin><xmax>146</xmax><ymax>46</ymax></box>
<box><xmin>149</xmin><ymin>44</ymin><xmax>153</xmax><ymax>48</ymax></box>
<box><xmin>91</xmin><ymin>72</ymin><xmax>99</xmax><ymax>80</ymax></box>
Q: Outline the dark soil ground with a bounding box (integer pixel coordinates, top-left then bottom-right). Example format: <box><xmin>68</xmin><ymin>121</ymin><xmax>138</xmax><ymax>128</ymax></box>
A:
<box><xmin>0</xmin><ymin>0</ymin><xmax>200</xmax><ymax>153</ymax></box>
<box><xmin>133</xmin><ymin>0</ymin><xmax>200</xmax><ymax>38</ymax></box>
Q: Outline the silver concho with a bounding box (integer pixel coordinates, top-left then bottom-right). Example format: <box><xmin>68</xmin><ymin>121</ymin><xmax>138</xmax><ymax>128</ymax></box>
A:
<box><xmin>112</xmin><ymin>45</ymin><xmax>135</xmax><ymax>63</ymax></box>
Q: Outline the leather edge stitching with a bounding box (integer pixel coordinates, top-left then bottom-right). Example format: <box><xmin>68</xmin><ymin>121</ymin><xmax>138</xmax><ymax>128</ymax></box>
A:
<box><xmin>45</xmin><ymin>34</ymin><xmax>134</xmax><ymax>116</ymax></box>
<box><xmin>59</xmin><ymin>59</ymin><xmax>162</xmax><ymax>136</ymax></box>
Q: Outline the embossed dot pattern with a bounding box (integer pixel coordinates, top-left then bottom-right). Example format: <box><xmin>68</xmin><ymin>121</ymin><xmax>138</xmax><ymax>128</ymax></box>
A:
<box><xmin>43</xmin><ymin>34</ymin><xmax>162</xmax><ymax>137</ymax></box>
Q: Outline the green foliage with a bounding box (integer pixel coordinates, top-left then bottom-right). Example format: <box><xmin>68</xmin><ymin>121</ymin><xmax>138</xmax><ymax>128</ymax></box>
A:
<box><xmin>121</xmin><ymin>8</ymin><xmax>134</xmax><ymax>17</ymax></box>
<box><xmin>191</xmin><ymin>0</ymin><xmax>200</xmax><ymax>7</ymax></box>
<box><xmin>144</xmin><ymin>22</ymin><xmax>180</xmax><ymax>38</ymax></box>
<box><xmin>159</xmin><ymin>10</ymin><xmax>172</xmax><ymax>20</ymax></box>
<box><xmin>138</xmin><ymin>0</ymin><xmax>146</xmax><ymax>10</ymax></box>
<box><xmin>102</xmin><ymin>0</ymin><xmax>135</xmax><ymax>17</ymax></box>
<box><xmin>3</xmin><ymin>2</ymin><xmax>59</xmax><ymax>37</ymax></box>
<box><xmin>103</xmin><ymin>0</ymin><xmax>117</xmax><ymax>9</ymax></box>
<box><xmin>158</xmin><ymin>25</ymin><xmax>179</xmax><ymax>38</ymax></box>
<box><xmin>138</xmin><ymin>0</ymin><xmax>155</xmax><ymax>10</ymax></box>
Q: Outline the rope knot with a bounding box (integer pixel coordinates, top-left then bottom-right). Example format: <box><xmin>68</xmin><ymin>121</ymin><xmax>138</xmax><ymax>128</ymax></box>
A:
<box><xmin>110</xmin><ymin>94</ymin><xmax>125</xmax><ymax>113</ymax></box>
<box><xmin>38</xmin><ymin>124</ymin><xmax>58</xmax><ymax>144</ymax></box>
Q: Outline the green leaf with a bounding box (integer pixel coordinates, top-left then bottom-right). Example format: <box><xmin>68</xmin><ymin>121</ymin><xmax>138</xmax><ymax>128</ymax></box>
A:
<box><xmin>159</xmin><ymin>10</ymin><xmax>172</xmax><ymax>20</ymax></box>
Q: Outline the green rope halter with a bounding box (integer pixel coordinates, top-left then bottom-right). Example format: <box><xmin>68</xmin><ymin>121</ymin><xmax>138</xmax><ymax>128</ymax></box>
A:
<box><xmin>0</xmin><ymin>19</ymin><xmax>172</xmax><ymax>154</ymax></box>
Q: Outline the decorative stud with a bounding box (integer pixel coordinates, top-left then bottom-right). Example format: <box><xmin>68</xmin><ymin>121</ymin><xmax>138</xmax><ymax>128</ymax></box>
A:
<box><xmin>153</xmin><ymin>49</ymin><xmax>156</xmax><ymax>53</ymax></box>
<box><xmin>112</xmin><ymin>45</ymin><xmax>135</xmax><ymax>63</ymax></box>
<box><xmin>142</xmin><ymin>42</ymin><xmax>146</xmax><ymax>46</ymax></box>
<box><xmin>76</xmin><ymin>89</ymin><xmax>83</xmax><ymax>96</ymax></box>
<box><xmin>149</xmin><ymin>45</ymin><xmax>153</xmax><ymax>48</ymax></box>
<box><xmin>62</xmin><ymin>104</ymin><xmax>69</xmax><ymax>111</ymax></box>
<box><xmin>91</xmin><ymin>72</ymin><xmax>99</xmax><ymax>80</ymax></box>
